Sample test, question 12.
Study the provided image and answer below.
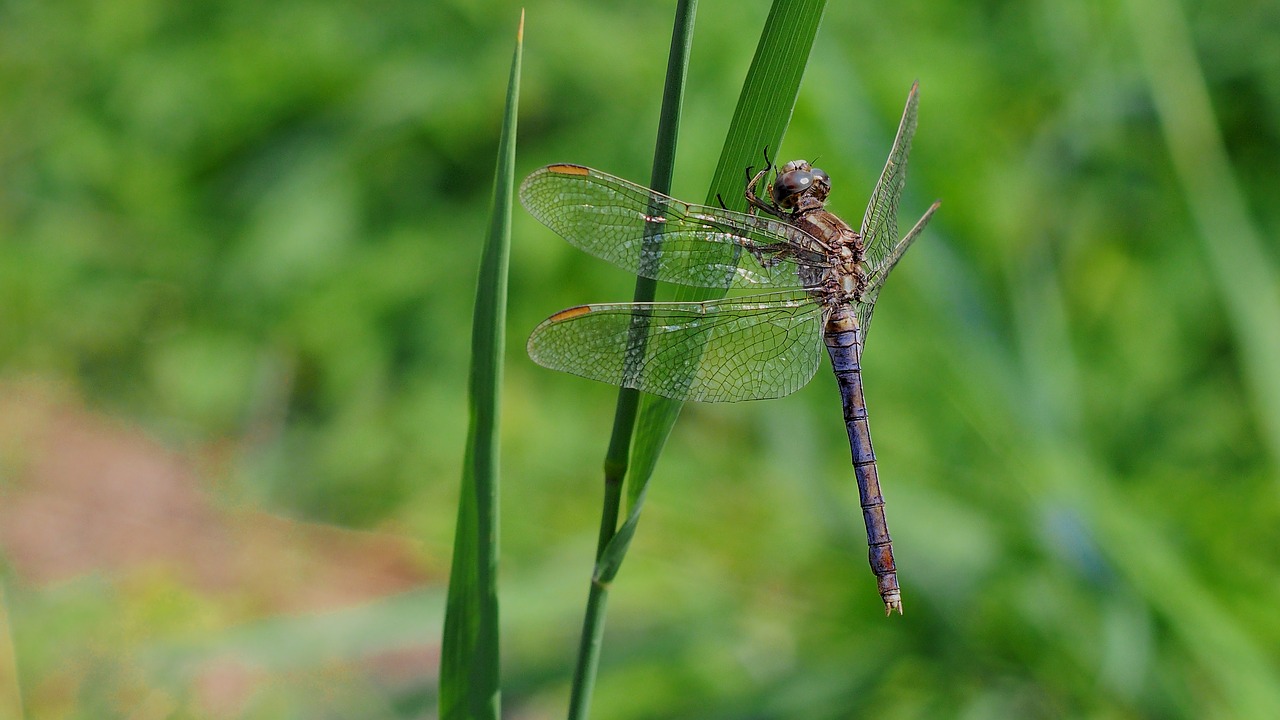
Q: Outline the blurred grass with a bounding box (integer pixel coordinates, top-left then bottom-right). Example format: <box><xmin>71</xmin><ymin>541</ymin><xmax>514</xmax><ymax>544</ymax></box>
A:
<box><xmin>1</xmin><ymin>0</ymin><xmax>1279</xmax><ymax>718</ymax></box>
<box><xmin>1124</xmin><ymin>0</ymin><xmax>1280</xmax><ymax>468</ymax></box>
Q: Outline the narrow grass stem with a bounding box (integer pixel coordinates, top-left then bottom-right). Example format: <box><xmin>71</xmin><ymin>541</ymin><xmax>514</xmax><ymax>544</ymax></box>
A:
<box><xmin>565</xmin><ymin>2</ymin><xmax>696</xmax><ymax>717</ymax></box>
<box><xmin>563</xmin><ymin>2</ymin><xmax>824</xmax><ymax>716</ymax></box>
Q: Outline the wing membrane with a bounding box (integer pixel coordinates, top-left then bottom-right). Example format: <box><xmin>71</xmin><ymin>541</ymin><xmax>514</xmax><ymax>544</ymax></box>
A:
<box><xmin>855</xmin><ymin>200</ymin><xmax>941</xmax><ymax>334</ymax></box>
<box><xmin>860</xmin><ymin>82</ymin><xmax>920</xmax><ymax>284</ymax></box>
<box><xmin>520</xmin><ymin>164</ymin><xmax>831</xmax><ymax>290</ymax></box>
<box><xmin>527</xmin><ymin>291</ymin><xmax>824</xmax><ymax>402</ymax></box>
<box><xmin>855</xmin><ymin>82</ymin><xmax>941</xmax><ymax>339</ymax></box>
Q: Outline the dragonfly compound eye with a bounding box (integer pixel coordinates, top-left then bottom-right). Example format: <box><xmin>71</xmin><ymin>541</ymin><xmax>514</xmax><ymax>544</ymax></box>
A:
<box><xmin>771</xmin><ymin>170</ymin><xmax>816</xmax><ymax>206</ymax></box>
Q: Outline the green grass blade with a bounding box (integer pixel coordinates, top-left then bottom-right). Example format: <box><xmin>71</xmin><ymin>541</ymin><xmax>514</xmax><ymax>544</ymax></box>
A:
<box><xmin>596</xmin><ymin>0</ymin><xmax>828</xmax><ymax>580</ymax></box>
<box><xmin>599</xmin><ymin>0</ymin><xmax>699</xmax><ymax>526</ymax></box>
<box><xmin>439</xmin><ymin>12</ymin><xmax>522</xmax><ymax>720</ymax></box>
<box><xmin>567</xmin><ymin>4</ymin><xmax>698</xmax><ymax>719</ymax></box>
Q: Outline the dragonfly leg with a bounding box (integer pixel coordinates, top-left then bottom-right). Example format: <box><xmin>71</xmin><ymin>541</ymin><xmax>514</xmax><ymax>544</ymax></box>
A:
<box><xmin>745</xmin><ymin>166</ymin><xmax>785</xmax><ymax>218</ymax></box>
<box><xmin>743</xmin><ymin>241</ymin><xmax>795</xmax><ymax>269</ymax></box>
<box><xmin>745</xmin><ymin>176</ymin><xmax>777</xmax><ymax>216</ymax></box>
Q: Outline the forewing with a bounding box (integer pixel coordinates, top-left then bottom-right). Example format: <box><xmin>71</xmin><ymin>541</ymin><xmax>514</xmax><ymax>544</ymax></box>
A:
<box><xmin>520</xmin><ymin>164</ymin><xmax>831</xmax><ymax>290</ymax></box>
<box><xmin>527</xmin><ymin>291</ymin><xmax>824</xmax><ymax>402</ymax></box>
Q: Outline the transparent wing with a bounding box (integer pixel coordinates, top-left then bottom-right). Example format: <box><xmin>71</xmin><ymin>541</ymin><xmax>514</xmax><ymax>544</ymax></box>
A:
<box><xmin>527</xmin><ymin>291</ymin><xmax>824</xmax><ymax>403</ymax></box>
<box><xmin>520</xmin><ymin>164</ymin><xmax>831</xmax><ymax>290</ymax></box>
<box><xmin>860</xmin><ymin>82</ymin><xmax>920</xmax><ymax>285</ymax></box>
<box><xmin>856</xmin><ymin>82</ymin><xmax>940</xmax><ymax>338</ymax></box>
<box><xmin>856</xmin><ymin>200</ymin><xmax>941</xmax><ymax>335</ymax></box>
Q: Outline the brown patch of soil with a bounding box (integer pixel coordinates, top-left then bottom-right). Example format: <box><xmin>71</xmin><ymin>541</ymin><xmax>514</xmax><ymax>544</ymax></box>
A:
<box><xmin>0</xmin><ymin>381</ymin><xmax>426</xmax><ymax>613</ymax></box>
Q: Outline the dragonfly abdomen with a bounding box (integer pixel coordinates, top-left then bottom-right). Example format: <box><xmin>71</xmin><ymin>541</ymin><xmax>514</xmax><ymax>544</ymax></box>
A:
<box><xmin>824</xmin><ymin>305</ymin><xmax>903</xmax><ymax>615</ymax></box>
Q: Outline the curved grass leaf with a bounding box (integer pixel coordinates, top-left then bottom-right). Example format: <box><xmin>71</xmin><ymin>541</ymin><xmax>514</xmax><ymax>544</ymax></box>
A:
<box><xmin>567</xmin><ymin>5</ymin><xmax>699</xmax><ymax>718</ymax></box>
<box><xmin>597</xmin><ymin>0</ymin><xmax>828</xmax><ymax>583</ymax></box>
<box><xmin>564</xmin><ymin>4</ymin><xmax>826</xmax><ymax>717</ymax></box>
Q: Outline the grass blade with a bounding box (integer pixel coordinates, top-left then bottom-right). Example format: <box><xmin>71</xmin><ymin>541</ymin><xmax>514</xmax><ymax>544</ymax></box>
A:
<box><xmin>599</xmin><ymin>0</ymin><xmax>828</xmax><ymax>579</ymax></box>
<box><xmin>567</xmin><ymin>4</ymin><xmax>698</xmax><ymax>718</ymax></box>
<box><xmin>439</xmin><ymin>12</ymin><xmax>522</xmax><ymax>720</ymax></box>
<box><xmin>564</xmin><ymin>4</ymin><xmax>827</xmax><ymax>716</ymax></box>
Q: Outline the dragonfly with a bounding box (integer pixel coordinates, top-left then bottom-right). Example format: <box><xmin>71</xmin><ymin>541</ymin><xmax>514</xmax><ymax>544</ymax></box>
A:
<box><xmin>520</xmin><ymin>83</ymin><xmax>939</xmax><ymax>615</ymax></box>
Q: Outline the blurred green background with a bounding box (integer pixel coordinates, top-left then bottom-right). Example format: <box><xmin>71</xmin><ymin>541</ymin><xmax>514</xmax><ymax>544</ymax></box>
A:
<box><xmin>2</xmin><ymin>0</ymin><xmax>1279</xmax><ymax>717</ymax></box>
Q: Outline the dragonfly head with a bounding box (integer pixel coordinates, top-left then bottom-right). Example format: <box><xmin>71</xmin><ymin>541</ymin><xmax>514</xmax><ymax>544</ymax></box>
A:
<box><xmin>770</xmin><ymin>160</ymin><xmax>830</xmax><ymax>212</ymax></box>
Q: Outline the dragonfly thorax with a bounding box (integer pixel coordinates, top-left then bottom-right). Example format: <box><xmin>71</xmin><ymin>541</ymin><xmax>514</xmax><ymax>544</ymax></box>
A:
<box><xmin>771</xmin><ymin>160</ymin><xmax>830</xmax><ymax>213</ymax></box>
